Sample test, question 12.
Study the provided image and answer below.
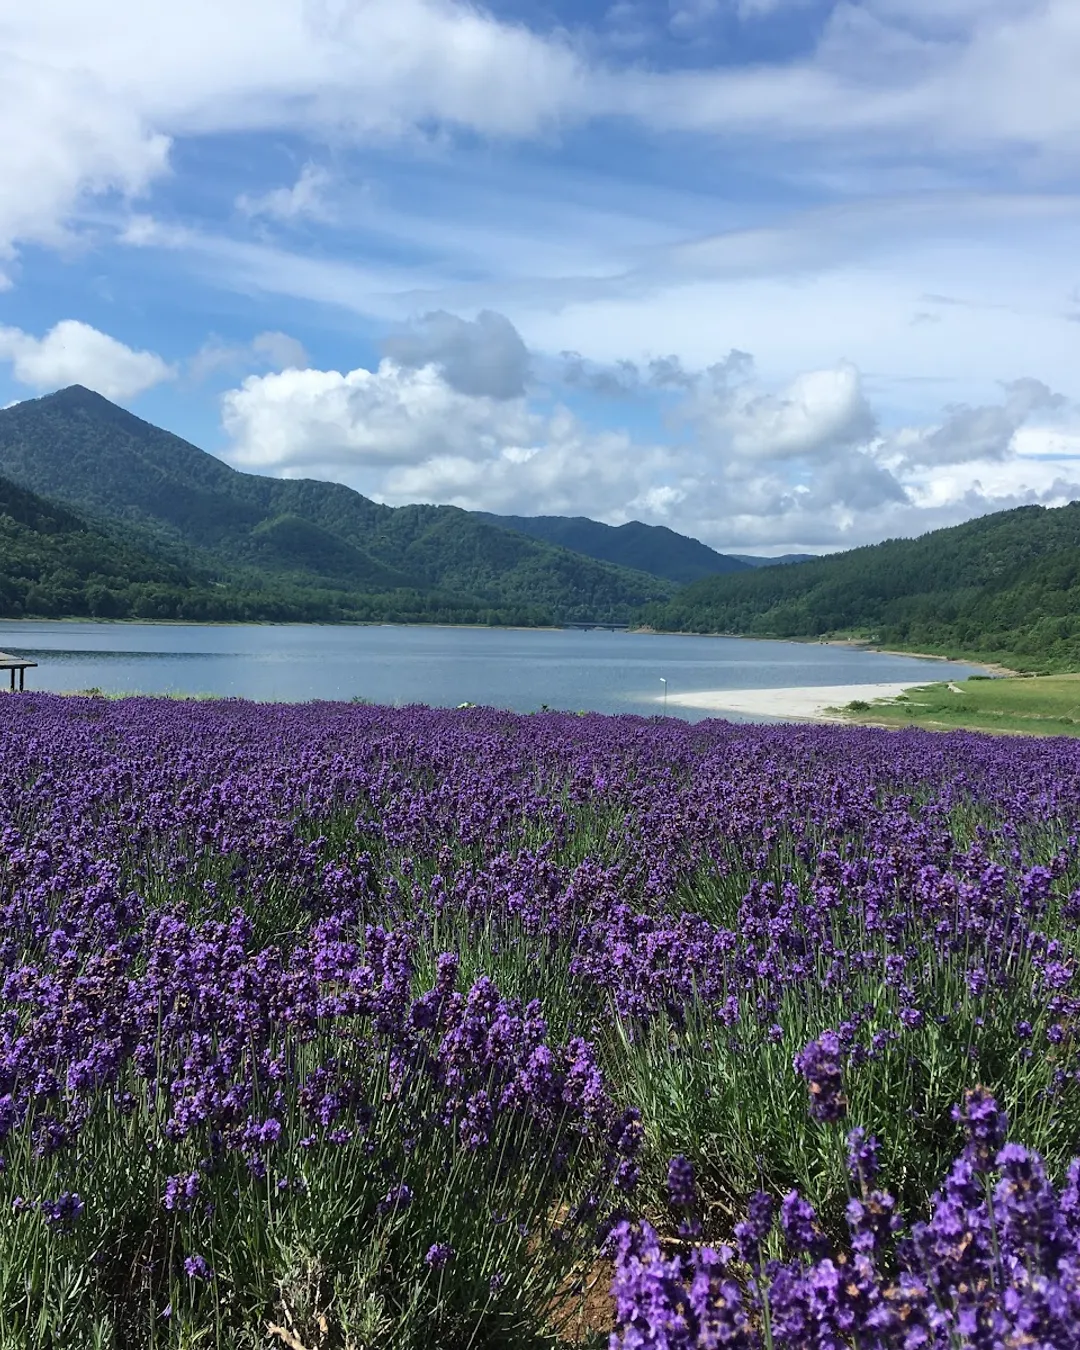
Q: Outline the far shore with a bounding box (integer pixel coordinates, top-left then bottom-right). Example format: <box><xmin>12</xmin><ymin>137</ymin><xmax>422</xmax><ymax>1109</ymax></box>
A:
<box><xmin>815</xmin><ymin>637</ymin><xmax>1018</xmax><ymax>677</ymax></box>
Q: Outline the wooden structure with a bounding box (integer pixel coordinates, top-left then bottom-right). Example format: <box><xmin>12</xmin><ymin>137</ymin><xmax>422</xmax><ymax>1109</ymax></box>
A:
<box><xmin>0</xmin><ymin>653</ymin><xmax>36</xmax><ymax>691</ymax></box>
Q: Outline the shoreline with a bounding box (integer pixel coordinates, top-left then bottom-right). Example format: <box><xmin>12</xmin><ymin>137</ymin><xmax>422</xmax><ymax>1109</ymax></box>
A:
<box><xmin>660</xmin><ymin>681</ymin><xmax>929</xmax><ymax>723</ymax></box>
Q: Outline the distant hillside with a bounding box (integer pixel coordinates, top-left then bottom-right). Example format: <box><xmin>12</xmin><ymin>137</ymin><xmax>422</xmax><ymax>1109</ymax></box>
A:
<box><xmin>477</xmin><ymin>513</ymin><xmax>750</xmax><ymax>584</ymax></box>
<box><xmin>730</xmin><ymin>553</ymin><xmax>816</xmax><ymax>568</ymax></box>
<box><xmin>643</xmin><ymin>503</ymin><xmax>1080</xmax><ymax>672</ymax></box>
<box><xmin>0</xmin><ymin>388</ymin><xmax>671</xmax><ymax>625</ymax></box>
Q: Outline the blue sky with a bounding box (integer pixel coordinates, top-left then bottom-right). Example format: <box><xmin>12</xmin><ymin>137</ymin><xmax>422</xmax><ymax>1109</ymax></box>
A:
<box><xmin>1</xmin><ymin>0</ymin><xmax>1079</xmax><ymax>552</ymax></box>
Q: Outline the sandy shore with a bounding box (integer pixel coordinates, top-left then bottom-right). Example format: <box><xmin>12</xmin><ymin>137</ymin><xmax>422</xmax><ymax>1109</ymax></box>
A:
<box><xmin>662</xmin><ymin>682</ymin><xmax>917</xmax><ymax>721</ymax></box>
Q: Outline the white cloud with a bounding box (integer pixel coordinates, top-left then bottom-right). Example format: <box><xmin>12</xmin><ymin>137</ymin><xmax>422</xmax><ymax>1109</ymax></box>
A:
<box><xmin>220</xmin><ymin>358</ymin><xmax>665</xmax><ymax>516</ymax></box>
<box><xmin>601</xmin><ymin>0</ymin><xmax>1080</xmax><ymax>161</ymax></box>
<box><xmin>383</xmin><ymin>410</ymin><xmax>667</xmax><ymax>518</ymax></box>
<box><xmin>0</xmin><ymin>0</ymin><xmax>588</xmax><ymax>265</ymax></box>
<box><xmin>236</xmin><ymin>163</ymin><xmax>333</xmax><ymax>223</ymax></box>
<box><xmin>0</xmin><ymin>320</ymin><xmax>174</xmax><ymax>400</ymax></box>
<box><xmin>251</xmin><ymin>331</ymin><xmax>308</xmax><ymax>371</ymax></box>
<box><xmin>735</xmin><ymin>0</ymin><xmax>814</xmax><ymax>18</ymax></box>
<box><xmin>221</xmin><ymin>360</ymin><xmax>537</xmax><ymax>475</ymax></box>
<box><xmin>686</xmin><ymin>360</ymin><xmax>877</xmax><ymax>460</ymax></box>
<box><xmin>887</xmin><ymin>378</ymin><xmax>1066</xmax><ymax>469</ymax></box>
<box><xmin>0</xmin><ymin>53</ymin><xmax>169</xmax><ymax>268</ymax></box>
<box><xmin>4</xmin><ymin>0</ymin><xmax>1080</xmax><ymax>272</ymax></box>
<box><xmin>216</xmin><ymin>346</ymin><xmax>1080</xmax><ymax>550</ymax></box>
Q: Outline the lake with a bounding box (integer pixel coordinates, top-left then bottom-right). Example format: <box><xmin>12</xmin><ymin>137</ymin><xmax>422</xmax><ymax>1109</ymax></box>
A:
<box><xmin>0</xmin><ymin>622</ymin><xmax>985</xmax><ymax>721</ymax></box>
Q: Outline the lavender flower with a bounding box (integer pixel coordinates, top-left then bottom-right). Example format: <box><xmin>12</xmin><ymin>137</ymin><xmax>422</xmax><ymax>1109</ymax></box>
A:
<box><xmin>846</xmin><ymin>1127</ymin><xmax>881</xmax><ymax>1188</ymax></box>
<box><xmin>666</xmin><ymin>1155</ymin><xmax>697</xmax><ymax>1209</ymax></box>
<box><xmin>424</xmin><ymin>1243</ymin><xmax>455</xmax><ymax>1270</ymax></box>
<box><xmin>794</xmin><ymin>1031</ymin><xmax>847</xmax><ymax>1123</ymax></box>
<box><xmin>953</xmin><ymin>1085</ymin><xmax>1008</xmax><ymax>1170</ymax></box>
<box><xmin>41</xmin><ymin>1192</ymin><xmax>83</xmax><ymax>1228</ymax></box>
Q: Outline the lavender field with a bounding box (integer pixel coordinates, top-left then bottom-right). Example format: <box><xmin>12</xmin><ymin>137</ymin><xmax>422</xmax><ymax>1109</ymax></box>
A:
<box><xmin>1</xmin><ymin>694</ymin><xmax>1079</xmax><ymax>1348</ymax></box>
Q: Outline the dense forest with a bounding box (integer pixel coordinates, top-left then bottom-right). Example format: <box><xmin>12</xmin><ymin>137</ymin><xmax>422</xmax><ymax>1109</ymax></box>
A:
<box><xmin>0</xmin><ymin>472</ymin><xmax>562</xmax><ymax>625</ymax></box>
<box><xmin>643</xmin><ymin>503</ymin><xmax>1080</xmax><ymax>671</ymax></box>
<box><xmin>0</xmin><ymin>388</ymin><xmax>670</xmax><ymax>624</ymax></box>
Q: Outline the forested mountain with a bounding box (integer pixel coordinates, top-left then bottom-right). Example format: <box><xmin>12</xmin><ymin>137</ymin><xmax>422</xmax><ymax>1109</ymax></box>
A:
<box><xmin>643</xmin><ymin>503</ymin><xmax>1080</xmax><ymax>671</ymax></box>
<box><xmin>0</xmin><ymin>470</ymin><xmax>291</xmax><ymax>621</ymax></box>
<box><xmin>0</xmin><ymin>388</ymin><xmax>670</xmax><ymax>624</ymax></box>
<box><xmin>477</xmin><ymin>513</ymin><xmax>750</xmax><ymax>584</ymax></box>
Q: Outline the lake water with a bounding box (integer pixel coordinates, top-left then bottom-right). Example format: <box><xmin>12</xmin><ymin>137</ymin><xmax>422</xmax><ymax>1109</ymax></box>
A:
<box><xmin>0</xmin><ymin>622</ymin><xmax>985</xmax><ymax>721</ymax></box>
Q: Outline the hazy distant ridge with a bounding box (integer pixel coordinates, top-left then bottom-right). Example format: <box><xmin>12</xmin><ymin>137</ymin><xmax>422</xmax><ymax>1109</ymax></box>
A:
<box><xmin>475</xmin><ymin>512</ymin><xmax>753</xmax><ymax>584</ymax></box>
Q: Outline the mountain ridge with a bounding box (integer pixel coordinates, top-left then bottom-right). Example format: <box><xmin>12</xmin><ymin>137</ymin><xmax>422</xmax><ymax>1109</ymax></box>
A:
<box><xmin>0</xmin><ymin>387</ymin><xmax>672</xmax><ymax>625</ymax></box>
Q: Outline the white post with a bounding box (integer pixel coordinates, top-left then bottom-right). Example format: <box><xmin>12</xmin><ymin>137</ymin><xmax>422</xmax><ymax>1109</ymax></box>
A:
<box><xmin>660</xmin><ymin>677</ymin><xmax>667</xmax><ymax>712</ymax></box>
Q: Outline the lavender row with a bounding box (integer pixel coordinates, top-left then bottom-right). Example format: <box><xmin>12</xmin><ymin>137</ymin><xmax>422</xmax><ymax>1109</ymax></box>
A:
<box><xmin>0</xmin><ymin>693</ymin><xmax>1075</xmax><ymax>1345</ymax></box>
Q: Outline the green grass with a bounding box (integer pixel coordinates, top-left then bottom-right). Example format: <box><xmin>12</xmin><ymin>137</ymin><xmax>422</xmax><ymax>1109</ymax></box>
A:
<box><xmin>838</xmin><ymin>673</ymin><xmax>1080</xmax><ymax>735</ymax></box>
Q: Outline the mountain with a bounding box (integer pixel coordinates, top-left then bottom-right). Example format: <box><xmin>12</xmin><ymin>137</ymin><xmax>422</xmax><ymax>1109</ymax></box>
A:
<box><xmin>0</xmin><ymin>469</ymin><xmax>269</xmax><ymax>622</ymax></box>
<box><xmin>0</xmin><ymin>388</ymin><xmax>672</xmax><ymax>625</ymax></box>
<box><xmin>642</xmin><ymin>502</ymin><xmax>1080</xmax><ymax>671</ymax></box>
<box><xmin>729</xmin><ymin>553</ymin><xmax>817</xmax><ymax>568</ymax></box>
<box><xmin>476</xmin><ymin>513</ymin><xmax>750</xmax><ymax>584</ymax></box>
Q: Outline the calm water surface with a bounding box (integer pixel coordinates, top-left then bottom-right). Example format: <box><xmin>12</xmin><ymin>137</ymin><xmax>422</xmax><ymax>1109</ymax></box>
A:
<box><xmin>0</xmin><ymin>623</ymin><xmax>985</xmax><ymax>722</ymax></box>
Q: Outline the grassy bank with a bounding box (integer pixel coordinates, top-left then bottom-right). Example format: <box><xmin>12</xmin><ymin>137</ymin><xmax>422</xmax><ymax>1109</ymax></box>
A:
<box><xmin>838</xmin><ymin>672</ymin><xmax>1080</xmax><ymax>736</ymax></box>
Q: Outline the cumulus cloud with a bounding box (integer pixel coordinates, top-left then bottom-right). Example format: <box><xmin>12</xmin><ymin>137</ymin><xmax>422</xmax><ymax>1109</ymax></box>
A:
<box><xmin>694</xmin><ymin>361</ymin><xmax>878</xmax><ymax>460</ymax></box>
<box><xmin>559</xmin><ymin>350</ymin><xmax>702</xmax><ymax>396</ymax></box>
<box><xmin>0</xmin><ymin>320</ymin><xmax>174</xmax><ymax>400</ymax></box>
<box><xmin>236</xmin><ymin>163</ymin><xmax>333</xmax><ymax>223</ymax></box>
<box><xmin>216</xmin><ymin>343</ymin><xmax>1080</xmax><ymax>551</ymax></box>
<box><xmin>220</xmin><ymin>356</ymin><xmax>666</xmax><ymax>516</ymax></box>
<box><xmin>383</xmin><ymin>310</ymin><xmax>530</xmax><ymax>400</ymax></box>
<box><xmin>221</xmin><ymin>360</ymin><xmax>537</xmax><ymax>476</ymax></box>
<box><xmin>567</xmin><ymin>348</ymin><xmax>876</xmax><ymax>463</ymax></box>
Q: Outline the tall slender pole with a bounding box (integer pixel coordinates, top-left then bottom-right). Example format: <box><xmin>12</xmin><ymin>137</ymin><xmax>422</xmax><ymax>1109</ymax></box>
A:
<box><xmin>660</xmin><ymin>676</ymin><xmax>667</xmax><ymax>713</ymax></box>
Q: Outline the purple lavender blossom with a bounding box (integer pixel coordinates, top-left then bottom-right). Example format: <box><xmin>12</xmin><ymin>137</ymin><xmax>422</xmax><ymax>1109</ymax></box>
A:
<box><xmin>666</xmin><ymin>1155</ymin><xmax>697</xmax><ymax>1209</ymax></box>
<box><xmin>424</xmin><ymin>1243</ymin><xmax>455</xmax><ymax>1270</ymax></box>
<box><xmin>953</xmin><ymin>1085</ymin><xmax>1008</xmax><ymax>1170</ymax></box>
<box><xmin>733</xmin><ymin>1191</ymin><xmax>774</xmax><ymax>1267</ymax></box>
<box><xmin>794</xmin><ymin>1031</ymin><xmax>847</xmax><ymax>1123</ymax></box>
<box><xmin>846</xmin><ymin>1127</ymin><xmax>881</xmax><ymax>1188</ymax></box>
<box><xmin>40</xmin><ymin>1192</ymin><xmax>83</xmax><ymax>1228</ymax></box>
<box><xmin>378</xmin><ymin>1184</ymin><xmax>413</xmax><ymax>1214</ymax></box>
<box><xmin>611</xmin><ymin>1093</ymin><xmax>1080</xmax><ymax>1350</ymax></box>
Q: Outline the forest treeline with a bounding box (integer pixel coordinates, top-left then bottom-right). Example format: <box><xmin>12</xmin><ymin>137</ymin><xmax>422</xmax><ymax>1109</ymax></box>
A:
<box><xmin>643</xmin><ymin>503</ymin><xmax>1080</xmax><ymax>671</ymax></box>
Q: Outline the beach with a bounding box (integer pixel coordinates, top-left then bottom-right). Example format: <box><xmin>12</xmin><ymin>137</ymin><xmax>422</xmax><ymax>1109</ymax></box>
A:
<box><xmin>661</xmin><ymin>681</ymin><xmax>916</xmax><ymax>721</ymax></box>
